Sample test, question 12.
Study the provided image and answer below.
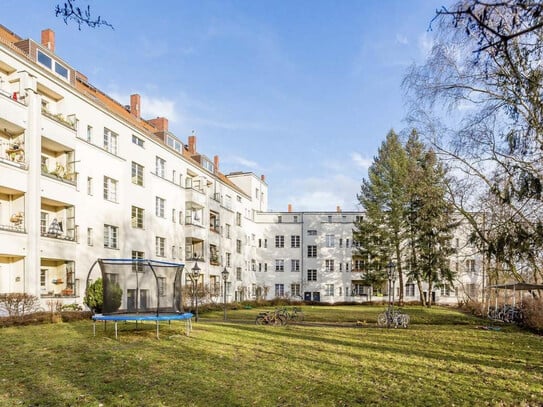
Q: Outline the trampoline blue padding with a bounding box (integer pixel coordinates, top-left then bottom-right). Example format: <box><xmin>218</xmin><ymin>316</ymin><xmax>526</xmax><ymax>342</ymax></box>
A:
<box><xmin>92</xmin><ymin>312</ymin><xmax>193</xmax><ymax>339</ymax></box>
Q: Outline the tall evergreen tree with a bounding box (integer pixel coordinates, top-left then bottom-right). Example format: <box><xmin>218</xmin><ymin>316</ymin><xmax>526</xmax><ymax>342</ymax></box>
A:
<box><xmin>405</xmin><ymin>131</ymin><xmax>457</xmax><ymax>307</ymax></box>
<box><xmin>354</xmin><ymin>130</ymin><xmax>409</xmax><ymax>303</ymax></box>
<box><xmin>355</xmin><ymin>129</ymin><xmax>458</xmax><ymax>307</ymax></box>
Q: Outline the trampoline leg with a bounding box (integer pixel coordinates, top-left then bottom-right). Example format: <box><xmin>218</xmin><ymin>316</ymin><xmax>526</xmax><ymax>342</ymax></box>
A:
<box><xmin>93</xmin><ymin>320</ymin><xmax>96</xmax><ymax>337</ymax></box>
<box><xmin>156</xmin><ymin>320</ymin><xmax>159</xmax><ymax>340</ymax></box>
<box><xmin>115</xmin><ymin>322</ymin><xmax>118</xmax><ymax>340</ymax></box>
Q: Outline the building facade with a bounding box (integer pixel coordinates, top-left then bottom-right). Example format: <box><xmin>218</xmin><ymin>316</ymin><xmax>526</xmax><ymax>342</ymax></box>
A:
<box><xmin>0</xmin><ymin>25</ymin><xmax>484</xmax><ymax>309</ymax></box>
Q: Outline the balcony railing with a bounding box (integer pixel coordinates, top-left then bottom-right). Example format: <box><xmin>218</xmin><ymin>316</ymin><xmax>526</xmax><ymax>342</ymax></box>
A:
<box><xmin>42</xmin><ymin>109</ymin><xmax>77</xmax><ymax>130</ymax></box>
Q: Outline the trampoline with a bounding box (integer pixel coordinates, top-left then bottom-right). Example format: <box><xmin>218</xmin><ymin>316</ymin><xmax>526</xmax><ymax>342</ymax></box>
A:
<box><xmin>92</xmin><ymin>312</ymin><xmax>193</xmax><ymax>339</ymax></box>
<box><xmin>86</xmin><ymin>258</ymin><xmax>194</xmax><ymax>339</ymax></box>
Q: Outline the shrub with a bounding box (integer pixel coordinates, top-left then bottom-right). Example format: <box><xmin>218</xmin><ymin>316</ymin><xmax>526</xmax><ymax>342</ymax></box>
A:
<box><xmin>103</xmin><ymin>281</ymin><xmax>122</xmax><ymax>312</ymax></box>
<box><xmin>522</xmin><ymin>297</ymin><xmax>543</xmax><ymax>332</ymax></box>
<box><xmin>0</xmin><ymin>293</ymin><xmax>41</xmax><ymax>317</ymax></box>
<box><xmin>84</xmin><ymin>278</ymin><xmax>103</xmax><ymax>313</ymax></box>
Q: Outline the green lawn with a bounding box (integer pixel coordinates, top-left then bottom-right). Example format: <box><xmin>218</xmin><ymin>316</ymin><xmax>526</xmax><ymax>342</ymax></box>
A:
<box><xmin>1</xmin><ymin>305</ymin><xmax>542</xmax><ymax>406</ymax></box>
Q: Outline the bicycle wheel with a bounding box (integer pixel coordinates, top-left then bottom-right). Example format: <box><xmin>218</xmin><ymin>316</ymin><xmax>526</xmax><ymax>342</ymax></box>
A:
<box><xmin>255</xmin><ymin>315</ymin><xmax>267</xmax><ymax>325</ymax></box>
<box><xmin>400</xmin><ymin>314</ymin><xmax>410</xmax><ymax>328</ymax></box>
<box><xmin>274</xmin><ymin>315</ymin><xmax>286</xmax><ymax>326</ymax></box>
<box><xmin>377</xmin><ymin>313</ymin><xmax>387</xmax><ymax>327</ymax></box>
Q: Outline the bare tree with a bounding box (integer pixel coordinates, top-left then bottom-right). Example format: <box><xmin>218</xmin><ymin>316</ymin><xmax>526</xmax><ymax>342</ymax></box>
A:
<box><xmin>403</xmin><ymin>0</ymin><xmax>543</xmax><ymax>284</ymax></box>
<box><xmin>55</xmin><ymin>0</ymin><xmax>113</xmax><ymax>30</ymax></box>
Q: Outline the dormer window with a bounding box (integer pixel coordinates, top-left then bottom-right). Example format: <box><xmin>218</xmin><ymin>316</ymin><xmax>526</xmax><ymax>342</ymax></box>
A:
<box><xmin>37</xmin><ymin>50</ymin><xmax>69</xmax><ymax>81</ymax></box>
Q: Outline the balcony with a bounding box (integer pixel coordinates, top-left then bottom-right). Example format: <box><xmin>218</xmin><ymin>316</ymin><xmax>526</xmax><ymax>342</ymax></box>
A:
<box><xmin>42</xmin><ymin>109</ymin><xmax>77</xmax><ymax>131</ymax></box>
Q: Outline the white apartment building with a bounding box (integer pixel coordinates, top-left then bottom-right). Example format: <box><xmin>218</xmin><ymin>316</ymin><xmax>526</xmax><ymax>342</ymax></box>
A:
<box><xmin>0</xmin><ymin>25</ymin><xmax>483</xmax><ymax>309</ymax></box>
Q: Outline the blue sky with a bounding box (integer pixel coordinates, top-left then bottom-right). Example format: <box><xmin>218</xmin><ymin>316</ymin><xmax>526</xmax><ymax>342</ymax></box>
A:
<box><xmin>3</xmin><ymin>0</ymin><xmax>442</xmax><ymax>211</ymax></box>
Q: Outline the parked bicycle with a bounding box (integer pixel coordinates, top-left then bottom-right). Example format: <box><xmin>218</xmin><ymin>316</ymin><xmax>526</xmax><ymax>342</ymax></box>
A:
<box><xmin>276</xmin><ymin>306</ymin><xmax>304</xmax><ymax>322</ymax></box>
<box><xmin>488</xmin><ymin>304</ymin><xmax>523</xmax><ymax>324</ymax></box>
<box><xmin>377</xmin><ymin>307</ymin><xmax>409</xmax><ymax>328</ymax></box>
<box><xmin>255</xmin><ymin>310</ymin><xmax>286</xmax><ymax>326</ymax></box>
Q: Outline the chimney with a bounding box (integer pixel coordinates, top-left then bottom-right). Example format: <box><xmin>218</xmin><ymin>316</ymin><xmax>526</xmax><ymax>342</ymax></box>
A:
<box><xmin>130</xmin><ymin>94</ymin><xmax>141</xmax><ymax>119</ymax></box>
<box><xmin>188</xmin><ymin>134</ymin><xmax>196</xmax><ymax>154</ymax></box>
<box><xmin>41</xmin><ymin>29</ymin><xmax>55</xmax><ymax>52</ymax></box>
<box><xmin>213</xmin><ymin>155</ymin><xmax>219</xmax><ymax>173</ymax></box>
<box><xmin>288</xmin><ymin>204</ymin><xmax>292</xmax><ymax>212</ymax></box>
<box><xmin>337</xmin><ymin>206</ymin><xmax>342</xmax><ymax>213</ymax></box>
<box><xmin>149</xmin><ymin>117</ymin><xmax>168</xmax><ymax>132</ymax></box>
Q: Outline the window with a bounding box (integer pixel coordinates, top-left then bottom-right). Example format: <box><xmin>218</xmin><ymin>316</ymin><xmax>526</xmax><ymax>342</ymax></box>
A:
<box><xmin>172</xmin><ymin>209</ymin><xmax>176</xmax><ymax>223</ymax></box>
<box><xmin>345</xmin><ymin>262</ymin><xmax>350</xmax><ymax>271</ymax></box>
<box><xmin>55</xmin><ymin>62</ymin><xmax>68</xmax><ymax>79</ymax></box>
<box><xmin>275</xmin><ymin>259</ymin><xmax>284</xmax><ymax>272</ymax></box>
<box><xmin>346</xmin><ymin>238</ymin><xmax>350</xmax><ymax>248</ymax></box>
<box><xmin>132</xmin><ymin>134</ymin><xmax>144</xmax><ymax>147</ymax></box>
<box><xmin>155</xmin><ymin>197</ymin><xmax>165</xmax><ymax>218</ymax></box>
<box><xmin>87</xmin><ymin>227</ymin><xmax>93</xmax><ymax>246</ymax></box>
<box><xmin>131</xmin><ymin>251</ymin><xmax>144</xmax><ymax>272</ymax></box>
<box><xmin>275</xmin><ymin>235</ymin><xmax>285</xmax><ymax>248</ymax></box>
<box><xmin>86</xmin><ymin>125</ymin><xmax>93</xmax><ymax>142</ymax></box>
<box><xmin>466</xmin><ymin>259</ymin><xmax>476</xmax><ymax>274</ymax></box>
<box><xmin>307</xmin><ymin>269</ymin><xmax>317</xmax><ymax>281</ymax></box>
<box><xmin>155</xmin><ymin>236</ymin><xmax>165</xmax><ymax>257</ymax></box>
<box><xmin>179</xmin><ymin>211</ymin><xmax>183</xmax><ymax>225</ymax></box>
<box><xmin>291</xmin><ymin>259</ymin><xmax>300</xmax><ymax>272</ymax></box>
<box><xmin>325</xmin><ymin>259</ymin><xmax>335</xmax><ymax>272</ymax></box>
<box><xmin>236</xmin><ymin>239</ymin><xmax>242</xmax><ymax>254</ymax></box>
<box><xmin>172</xmin><ymin>245</ymin><xmax>177</xmax><ymax>259</ymax></box>
<box><xmin>325</xmin><ymin>234</ymin><xmax>335</xmax><ymax>247</ymax></box>
<box><xmin>104</xmin><ymin>224</ymin><xmax>118</xmax><ymax>249</ymax></box>
<box><xmin>325</xmin><ymin>284</ymin><xmax>334</xmax><ymax>296</ymax></box>
<box><xmin>339</xmin><ymin>238</ymin><xmax>343</xmax><ymax>248</ymax></box>
<box><xmin>291</xmin><ymin>235</ymin><xmax>300</xmax><ymax>248</ymax></box>
<box><xmin>236</xmin><ymin>267</ymin><xmax>242</xmax><ymax>281</ymax></box>
<box><xmin>103</xmin><ymin>128</ymin><xmax>118</xmax><ymax>155</ymax></box>
<box><xmin>87</xmin><ymin>177</ymin><xmax>93</xmax><ymax>195</ymax></box>
<box><xmin>37</xmin><ymin>50</ymin><xmax>52</xmax><ymax>68</ymax></box>
<box><xmin>40</xmin><ymin>212</ymin><xmax>48</xmax><ymax>235</ymax></box>
<box><xmin>441</xmin><ymin>285</ymin><xmax>451</xmax><ymax>296</ymax></box>
<box><xmin>275</xmin><ymin>284</ymin><xmax>285</xmax><ymax>297</ymax></box>
<box><xmin>226</xmin><ymin>252</ymin><xmax>231</xmax><ymax>267</ymax></box>
<box><xmin>406</xmin><ymin>284</ymin><xmax>415</xmax><ymax>297</ymax></box>
<box><xmin>308</xmin><ymin>230</ymin><xmax>317</xmax><ymax>236</ymax></box>
<box><xmin>307</xmin><ymin>245</ymin><xmax>317</xmax><ymax>258</ymax></box>
<box><xmin>236</xmin><ymin>212</ymin><xmax>242</xmax><ymax>226</ymax></box>
<box><xmin>155</xmin><ymin>157</ymin><xmax>165</xmax><ymax>177</ymax></box>
<box><xmin>225</xmin><ymin>224</ymin><xmax>231</xmax><ymax>239</ymax></box>
<box><xmin>327</xmin><ymin>215</ymin><xmax>332</xmax><ymax>222</ymax></box>
<box><xmin>210</xmin><ymin>244</ymin><xmax>219</xmax><ymax>265</ymax></box>
<box><xmin>354</xmin><ymin>259</ymin><xmax>365</xmax><ymax>271</ymax></box>
<box><xmin>277</xmin><ymin>215</ymin><xmax>282</xmax><ymax>223</ymax></box>
<box><xmin>103</xmin><ymin>176</ymin><xmax>118</xmax><ymax>202</ymax></box>
<box><xmin>293</xmin><ymin>216</ymin><xmax>298</xmax><ymax>223</ymax></box>
<box><xmin>40</xmin><ymin>269</ymin><xmax>47</xmax><ymax>288</ymax></box>
<box><xmin>131</xmin><ymin>206</ymin><xmax>144</xmax><ymax>229</ymax></box>
<box><xmin>291</xmin><ymin>283</ymin><xmax>301</xmax><ymax>297</ymax></box>
<box><xmin>131</xmin><ymin>162</ymin><xmax>144</xmax><ymax>186</ymax></box>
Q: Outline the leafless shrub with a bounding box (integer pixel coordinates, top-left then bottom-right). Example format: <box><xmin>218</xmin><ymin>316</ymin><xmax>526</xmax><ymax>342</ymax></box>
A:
<box><xmin>0</xmin><ymin>293</ymin><xmax>42</xmax><ymax>317</ymax></box>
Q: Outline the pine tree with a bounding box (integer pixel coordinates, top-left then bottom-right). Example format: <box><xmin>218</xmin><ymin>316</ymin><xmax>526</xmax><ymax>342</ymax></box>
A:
<box><xmin>354</xmin><ymin>130</ymin><xmax>409</xmax><ymax>303</ymax></box>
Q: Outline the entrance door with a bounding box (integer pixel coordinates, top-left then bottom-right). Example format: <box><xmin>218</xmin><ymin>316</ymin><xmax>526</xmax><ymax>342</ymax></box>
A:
<box><xmin>304</xmin><ymin>292</ymin><xmax>312</xmax><ymax>301</ymax></box>
<box><xmin>312</xmin><ymin>292</ymin><xmax>320</xmax><ymax>302</ymax></box>
<box><xmin>139</xmin><ymin>289</ymin><xmax>148</xmax><ymax>310</ymax></box>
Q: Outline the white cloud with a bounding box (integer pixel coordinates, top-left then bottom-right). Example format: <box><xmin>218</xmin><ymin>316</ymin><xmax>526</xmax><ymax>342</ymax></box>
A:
<box><xmin>226</xmin><ymin>155</ymin><xmax>259</xmax><ymax>170</ymax></box>
<box><xmin>351</xmin><ymin>152</ymin><xmax>372</xmax><ymax>169</ymax></box>
<box><xmin>108</xmin><ymin>91</ymin><xmax>179</xmax><ymax>122</ymax></box>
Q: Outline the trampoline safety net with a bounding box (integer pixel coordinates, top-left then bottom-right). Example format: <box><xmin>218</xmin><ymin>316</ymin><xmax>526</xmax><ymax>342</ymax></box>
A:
<box><xmin>86</xmin><ymin>258</ymin><xmax>185</xmax><ymax>315</ymax></box>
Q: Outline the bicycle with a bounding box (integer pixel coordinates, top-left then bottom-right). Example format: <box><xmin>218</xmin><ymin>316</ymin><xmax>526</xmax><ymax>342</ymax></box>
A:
<box><xmin>377</xmin><ymin>308</ymin><xmax>409</xmax><ymax>328</ymax></box>
<box><xmin>276</xmin><ymin>306</ymin><xmax>304</xmax><ymax>322</ymax></box>
<box><xmin>255</xmin><ymin>310</ymin><xmax>286</xmax><ymax>326</ymax></box>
